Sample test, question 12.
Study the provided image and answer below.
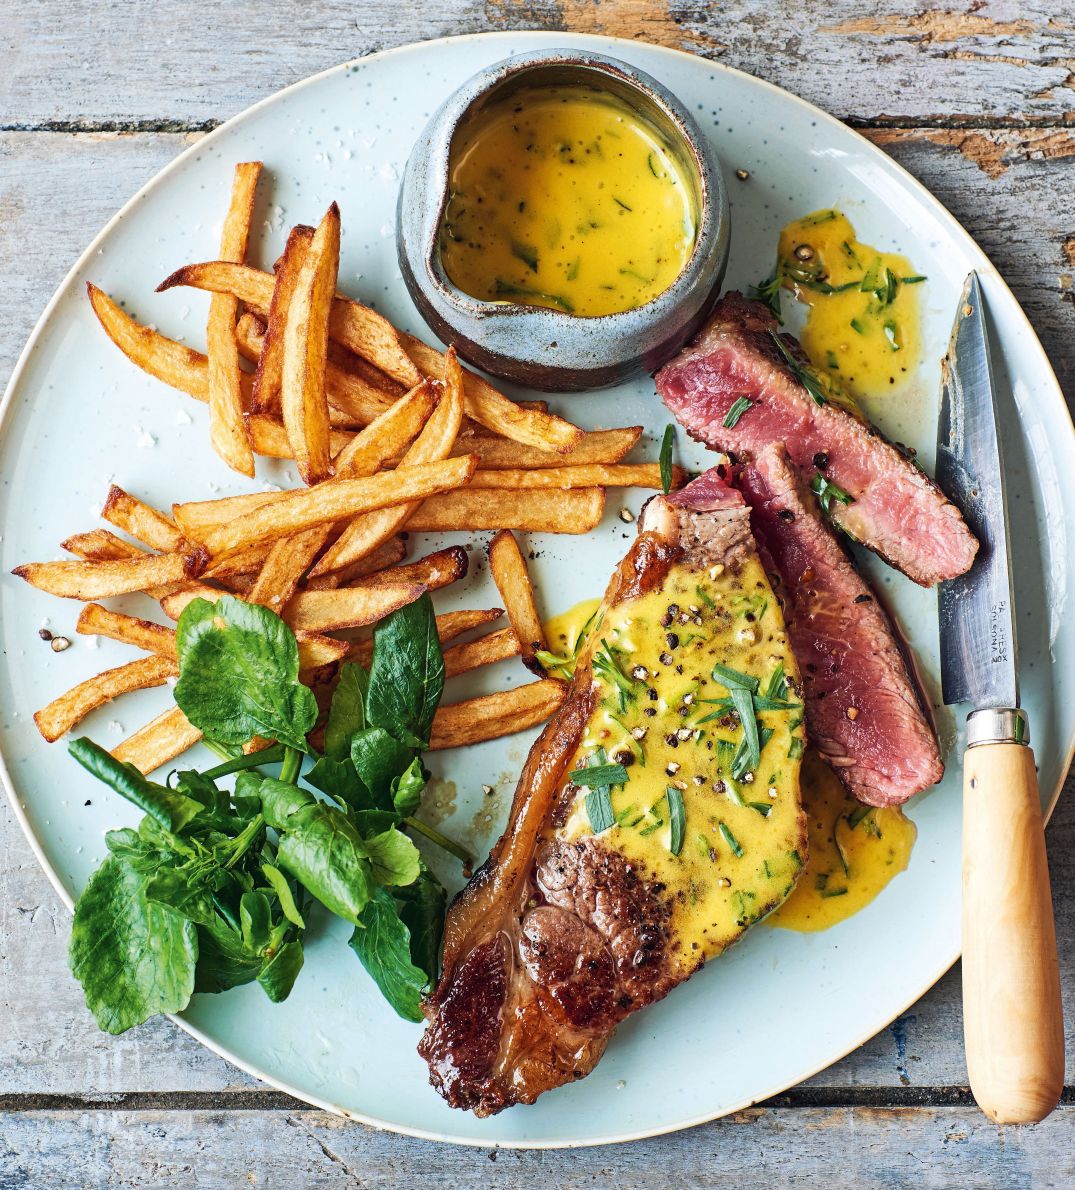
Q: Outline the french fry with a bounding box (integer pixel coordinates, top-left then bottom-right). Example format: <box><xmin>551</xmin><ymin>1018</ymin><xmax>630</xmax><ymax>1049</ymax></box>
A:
<box><xmin>428</xmin><ymin>680</ymin><xmax>568</xmax><ymax>751</ymax></box>
<box><xmin>488</xmin><ymin>530</ymin><xmax>546</xmax><ymax>671</ymax></box>
<box><xmin>355</xmin><ymin>546</ymin><xmax>468</xmax><ymax>591</ymax></box>
<box><xmin>61</xmin><ymin>531</ymin><xmax>195</xmax><ymax>600</ymax></box>
<box><xmin>87</xmin><ymin>283</ymin><xmax>243</xmax><ymax>404</ymax></box>
<box><xmin>286</xmin><ymin>581</ymin><xmax>429</xmax><ymax>633</ymax></box>
<box><xmin>303</xmin><ymin>534</ymin><xmax>408</xmax><ymax>591</ymax></box>
<box><xmin>432</xmin><ymin>608</ymin><xmax>505</xmax><ymax>643</ymax></box>
<box><xmin>112</xmin><ymin>705</ymin><xmax>203</xmax><ymax>773</ymax></box>
<box><xmin>281</xmin><ymin>203</ymin><xmax>339</xmax><ymax>484</ymax></box>
<box><xmin>288</xmin><ymin>547</ymin><xmax>466</xmax><ymax>632</ymax></box>
<box><xmin>332</xmin><ymin>379</ymin><xmax>435</xmax><ymax>477</ymax></box>
<box><xmin>304</xmin><ymin>535</ymin><xmax>408</xmax><ymax>590</ymax></box>
<box><xmin>247</xmin><ymin>413</ymin><xmax>355</xmax><ymax>458</ymax></box>
<box><xmin>159</xmin><ymin>579</ymin><xmax>423</xmax><ymax>642</ymax></box>
<box><xmin>195</xmin><ymin>455</ymin><xmax>477</xmax><ymax>559</ymax></box>
<box><xmin>406</xmin><ymin>487</ymin><xmax>605</xmax><ymax>534</ymax></box>
<box><xmin>251</xmin><ymin>224</ymin><xmax>312</xmax><ymax>415</ymax></box>
<box><xmin>401</xmin><ymin>332</ymin><xmax>583</xmax><ymax>453</ymax></box>
<box><xmin>157</xmin><ymin>261</ymin><xmax>421</xmax><ymax>388</ymax></box>
<box><xmin>62</xmin><ymin>529</ymin><xmax>144</xmax><ymax>562</ymax></box>
<box><xmin>450</xmin><ymin>426</ymin><xmax>642</xmax><ymax>469</ymax></box>
<box><xmin>240</xmin><ymin>314</ymin><xmax>402</xmax><ymax>429</ymax></box>
<box><xmin>309</xmin><ymin>350</ymin><xmax>465</xmax><ymax>578</ymax></box>
<box><xmin>172</xmin><ymin>491</ymin><xmax>278</xmax><ymax>538</ymax></box>
<box><xmin>347</xmin><ymin>607</ymin><xmax>504</xmax><ymax>666</ymax></box>
<box><xmin>469</xmin><ymin>463</ymin><xmax>683</xmax><ymax>491</ymax></box>
<box><xmin>34</xmin><ymin>656</ymin><xmax>178</xmax><ymax>743</ymax></box>
<box><xmin>13</xmin><ymin>550</ymin><xmax>207</xmax><ymax>600</ymax></box>
<box><xmin>158</xmin><ymin>582</ymin><xmax>229</xmax><ymax>618</ymax></box>
<box><xmin>77</xmin><ymin>603</ymin><xmax>179</xmax><ymax>660</ymax></box>
<box><xmin>246</xmin><ymin>526</ymin><xmax>327</xmax><ymax>612</ymax></box>
<box><xmin>206</xmin><ymin>162</ymin><xmax>261</xmax><ymax>476</ymax></box>
<box><xmin>101</xmin><ymin>485</ymin><xmax>184</xmax><ymax>552</ymax></box>
<box><xmin>442</xmin><ymin>628</ymin><xmax>520</xmax><ymax>679</ymax></box>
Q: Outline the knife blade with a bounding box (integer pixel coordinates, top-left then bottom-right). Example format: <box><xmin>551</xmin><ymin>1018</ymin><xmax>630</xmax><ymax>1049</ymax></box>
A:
<box><xmin>936</xmin><ymin>271</ymin><xmax>1018</xmax><ymax>712</ymax></box>
<box><xmin>936</xmin><ymin>271</ymin><xmax>1064</xmax><ymax>1125</ymax></box>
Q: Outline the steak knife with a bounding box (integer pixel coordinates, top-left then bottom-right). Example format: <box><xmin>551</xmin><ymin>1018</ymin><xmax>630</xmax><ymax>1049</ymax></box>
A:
<box><xmin>937</xmin><ymin>272</ymin><xmax>1064</xmax><ymax>1123</ymax></box>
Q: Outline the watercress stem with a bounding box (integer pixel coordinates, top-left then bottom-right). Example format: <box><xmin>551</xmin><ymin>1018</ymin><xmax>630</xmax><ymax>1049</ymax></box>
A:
<box><xmin>203</xmin><ymin>745</ymin><xmax>286</xmax><ymax>780</ymax></box>
<box><xmin>278</xmin><ymin>747</ymin><xmax>303</xmax><ymax>786</ymax></box>
<box><xmin>404</xmin><ymin>815</ymin><xmax>472</xmax><ymax>866</ymax></box>
<box><xmin>224</xmin><ymin>813</ymin><xmax>266</xmax><ymax>870</ymax></box>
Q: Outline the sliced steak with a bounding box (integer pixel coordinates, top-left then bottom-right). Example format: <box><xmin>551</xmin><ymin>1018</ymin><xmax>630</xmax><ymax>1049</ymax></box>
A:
<box><xmin>736</xmin><ymin>442</ymin><xmax>943</xmax><ymax>806</ymax></box>
<box><xmin>655</xmin><ymin>291</ymin><xmax>978</xmax><ymax>587</ymax></box>
<box><xmin>419</xmin><ymin>471</ymin><xmax>808</xmax><ymax>1114</ymax></box>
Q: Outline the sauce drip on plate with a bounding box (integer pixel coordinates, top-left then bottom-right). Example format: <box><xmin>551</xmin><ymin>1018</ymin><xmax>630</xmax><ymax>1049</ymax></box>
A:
<box><xmin>760</xmin><ymin>209</ymin><xmax>926</xmax><ymax>399</ymax></box>
<box><xmin>768</xmin><ymin>751</ymin><xmax>917</xmax><ymax>932</ymax></box>
<box><xmin>440</xmin><ymin>85</ymin><xmax>698</xmax><ymax>317</ymax></box>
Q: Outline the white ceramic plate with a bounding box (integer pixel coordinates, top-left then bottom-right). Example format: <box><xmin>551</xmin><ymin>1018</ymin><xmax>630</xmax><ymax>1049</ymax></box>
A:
<box><xmin>1</xmin><ymin>33</ymin><xmax>1072</xmax><ymax>1149</ymax></box>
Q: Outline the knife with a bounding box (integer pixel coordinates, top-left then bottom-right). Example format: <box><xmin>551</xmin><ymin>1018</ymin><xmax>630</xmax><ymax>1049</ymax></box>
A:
<box><xmin>937</xmin><ymin>271</ymin><xmax>1065</xmax><ymax>1124</ymax></box>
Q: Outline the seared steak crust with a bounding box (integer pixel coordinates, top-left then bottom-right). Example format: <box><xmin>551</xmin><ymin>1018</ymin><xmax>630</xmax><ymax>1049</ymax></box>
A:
<box><xmin>737</xmin><ymin>443</ymin><xmax>943</xmax><ymax>806</ymax></box>
<box><xmin>655</xmin><ymin>292</ymin><xmax>978</xmax><ymax>587</ymax></box>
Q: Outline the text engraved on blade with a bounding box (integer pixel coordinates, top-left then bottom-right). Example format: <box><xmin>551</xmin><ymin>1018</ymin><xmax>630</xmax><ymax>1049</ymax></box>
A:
<box><xmin>990</xmin><ymin>602</ymin><xmax>1009</xmax><ymax>665</ymax></box>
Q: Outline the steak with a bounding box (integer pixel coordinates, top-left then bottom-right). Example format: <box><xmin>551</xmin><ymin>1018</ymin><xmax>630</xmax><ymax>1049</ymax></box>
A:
<box><xmin>419</xmin><ymin>471</ymin><xmax>808</xmax><ymax>1115</ymax></box>
<box><xmin>736</xmin><ymin>442</ymin><xmax>943</xmax><ymax>806</ymax></box>
<box><xmin>655</xmin><ymin>291</ymin><xmax>978</xmax><ymax>587</ymax></box>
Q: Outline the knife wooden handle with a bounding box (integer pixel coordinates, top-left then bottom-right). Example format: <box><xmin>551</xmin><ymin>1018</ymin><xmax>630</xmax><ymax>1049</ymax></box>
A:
<box><xmin>962</xmin><ymin>740</ymin><xmax>1064</xmax><ymax>1123</ymax></box>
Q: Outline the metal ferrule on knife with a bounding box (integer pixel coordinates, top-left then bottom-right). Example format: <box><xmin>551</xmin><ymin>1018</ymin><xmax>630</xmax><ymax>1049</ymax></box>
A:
<box><xmin>966</xmin><ymin>707</ymin><xmax>1029</xmax><ymax>749</ymax></box>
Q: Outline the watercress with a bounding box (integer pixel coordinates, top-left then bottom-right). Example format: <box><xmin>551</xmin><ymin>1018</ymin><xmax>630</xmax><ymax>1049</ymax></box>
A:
<box><xmin>68</xmin><ymin>591</ymin><xmax>462</xmax><ymax>1031</ymax></box>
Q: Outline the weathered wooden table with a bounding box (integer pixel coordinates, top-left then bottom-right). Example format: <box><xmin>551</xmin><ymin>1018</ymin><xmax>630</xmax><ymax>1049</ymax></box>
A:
<box><xmin>2</xmin><ymin>2</ymin><xmax>1073</xmax><ymax>1184</ymax></box>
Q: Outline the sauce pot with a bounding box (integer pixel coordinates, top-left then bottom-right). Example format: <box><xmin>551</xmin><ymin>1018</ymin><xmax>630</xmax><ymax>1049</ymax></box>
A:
<box><xmin>397</xmin><ymin>50</ymin><xmax>730</xmax><ymax>392</ymax></box>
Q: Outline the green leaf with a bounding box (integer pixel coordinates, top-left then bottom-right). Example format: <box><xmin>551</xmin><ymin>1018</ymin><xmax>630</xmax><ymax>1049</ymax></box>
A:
<box><xmin>261</xmin><ymin>863</ymin><xmax>305</xmax><ymax>929</ymax></box>
<box><xmin>711</xmin><ymin>663</ymin><xmax>760</xmax><ymax>693</ymax></box>
<box><xmin>722</xmin><ymin>397</ymin><xmax>753</xmax><ymax>429</ymax></box>
<box><xmin>240</xmin><ymin>890</ymin><xmax>272</xmax><ymax>952</ymax></box>
<box><xmin>232</xmin><ymin>771</ymin><xmax>265</xmax><ymax>820</ymax></box>
<box><xmin>568</xmin><ymin>763</ymin><xmax>629</xmax><ymax>788</ymax></box>
<box><xmin>349</xmin><ymin>728</ymin><xmax>414</xmax><ymax>811</ymax></box>
<box><xmin>730</xmin><ymin>686</ymin><xmax>761</xmax><ymax>777</ymax></box>
<box><xmin>257</xmin><ymin>939</ymin><xmax>304</xmax><ymax>1003</ymax></box>
<box><xmin>69</xmin><ymin>856</ymin><xmax>197</xmax><ymax>1034</ymax></box>
<box><xmin>174</xmin><ymin>595</ymin><xmax>317</xmax><ymax>752</ymax></box>
<box><xmin>365</xmin><ymin>594</ymin><xmax>444</xmax><ymax>749</ymax></box>
<box><xmin>585</xmin><ymin>788</ymin><xmax>615</xmax><ymax>833</ymax></box>
<box><xmin>395</xmin><ymin>868</ymin><xmax>446</xmax><ymax>984</ymax></box>
<box><xmin>69</xmin><ymin>738</ymin><xmax>203</xmax><ymax>832</ymax></box>
<box><xmin>305</xmin><ymin>755</ymin><xmax>373</xmax><ymax>811</ymax></box>
<box><xmin>348</xmin><ymin>887</ymin><xmax>429</xmax><ymax>1022</ymax></box>
<box><xmin>352</xmin><ymin>808</ymin><xmax>402</xmax><ymax>837</ymax></box>
<box><xmin>719</xmin><ymin>820</ymin><xmax>744</xmax><ymax>857</ymax></box>
<box><xmin>193</xmin><ymin>921</ymin><xmax>265</xmax><ymax>994</ymax></box>
<box><xmin>363</xmin><ymin>828</ymin><xmax>421</xmax><ymax>888</ymax></box>
<box><xmin>810</xmin><ymin>472</ymin><xmax>855</xmax><ymax>516</ymax></box>
<box><xmin>142</xmin><ymin>866</ymin><xmax>218</xmax><ymax>927</ymax></box>
<box><xmin>768</xmin><ymin>329</ymin><xmax>829</xmax><ymax>408</ymax></box>
<box><xmin>667</xmin><ymin>786</ymin><xmax>686</xmax><ymax>856</ymax></box>
<box><xmin>659</xmin><ymin>424</ymin><xmax>675</xmax><ymax>494</ymax></box>
<box><xmin>259</xmin><ymin>778</ymin><xmax>374</xmax><ymax>928</ymax></box>
<box><xmin>324</xmin><ymin>662</ymin><xmax>369</xmax><ymax>760</ymax></box>
<box><xmin>391</xmin><ymin>757</ymin><xmax>426</xmax><ymax>818</ymax></box>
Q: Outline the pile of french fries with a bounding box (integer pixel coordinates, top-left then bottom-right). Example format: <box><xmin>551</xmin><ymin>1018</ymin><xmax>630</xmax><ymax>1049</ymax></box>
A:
<box><xmin>14</xmin><ymin>163</ymin><xmax>684</xmax><ymax>775</ymax></box>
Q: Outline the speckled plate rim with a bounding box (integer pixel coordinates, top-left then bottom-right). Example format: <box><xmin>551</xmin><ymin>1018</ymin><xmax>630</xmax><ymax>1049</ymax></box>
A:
<box><xmin>0</xmin><ymin>30</ymin><xmax>1071</xmax><ymax>1150</ymax></box>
